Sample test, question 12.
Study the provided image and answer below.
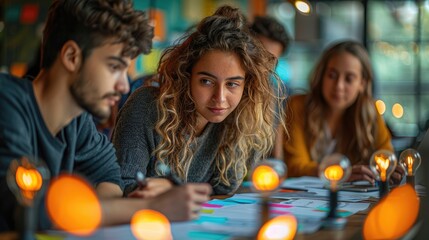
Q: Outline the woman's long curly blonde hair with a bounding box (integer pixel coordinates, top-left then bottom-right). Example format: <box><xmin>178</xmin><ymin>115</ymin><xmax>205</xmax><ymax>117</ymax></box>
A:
<box><xmin>306</xmin><ymin>41</ymin><xmax>377</xmax><ymax>164</ymax></box>
<box><xmin>153</xmin><ymin>5</ymin><xmax>286</xmax><ymax>186</ymax></box>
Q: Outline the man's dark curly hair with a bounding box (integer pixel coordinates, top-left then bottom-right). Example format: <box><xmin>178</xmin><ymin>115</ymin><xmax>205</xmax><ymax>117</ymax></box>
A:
<box><xmin>41</xmin><ymin>0</ymin><xmax>153</xmax><ymax>69</ymax></box>
<box><xmin>250</xmin><ymin>16</ymin><xmax>290</xmax><ymax>55</ymax></box>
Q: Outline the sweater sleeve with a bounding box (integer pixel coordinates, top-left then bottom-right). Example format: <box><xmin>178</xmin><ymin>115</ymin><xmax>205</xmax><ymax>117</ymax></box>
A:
<box><xmin>209</xmin><ymin>168</ymin><xmax>242</xmax><ymax>195</ymax></box>
<box><xmin>283</xmin><ymin>95</ymin><xmax>318</xmax><ymax>177</ymax></box>
<box><xmin>73</xmin><ymin>113</ymin><xmax>124</xmax><ymax>190</ymax></box>
<box><xmin>374</xmin><ymin>111</ymin><xmax>394</xmax><ymax>152</ymax></box>
<box><xmin>112</xmin><ymin>87</ymin><xmax>157</xmax><ymax>196</ymax></box>
<box><xmin>208</xmin><ymin>132</ymin><xmax>263</xmax><ymax>195</ymax></box>
<box><xmin>209</xmin><ymin>154</ymin><xmax>250</xmax><ymax>195</ymax></box>
<box><xmin>0</xmin><ymin>85</ymin><xmax>34</xmax><ymax>231</ymax></box>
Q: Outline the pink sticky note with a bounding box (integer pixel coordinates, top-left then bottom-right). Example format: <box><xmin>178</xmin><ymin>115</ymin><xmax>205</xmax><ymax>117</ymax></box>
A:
<box><xmin>270</xmin><ymin>203</ymin><xmax>292</xmax><ymax>208</ymax></box>
<box><xmin>202</xmin><ymin>203</ymin><xmax>223</xmax><ymax>208</ymax></box>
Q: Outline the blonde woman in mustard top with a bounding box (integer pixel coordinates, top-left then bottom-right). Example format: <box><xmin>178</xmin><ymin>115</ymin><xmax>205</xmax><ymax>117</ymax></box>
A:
<box><xmin>284</xmin><ymin>41</ymin><xmax>404</xmax><ymax>185</ymax></box>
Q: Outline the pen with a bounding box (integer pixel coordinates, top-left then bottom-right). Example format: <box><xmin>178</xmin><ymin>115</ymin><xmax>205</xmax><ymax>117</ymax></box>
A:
<box><xmin>280</xmin><ymin>187</ymin><xmax>308</xmax><ymax>192</ymax></box>
<box><xmin>135</xmin><ymin>171</ymin><xmax>148</xmax><ymax>189</ymax></box>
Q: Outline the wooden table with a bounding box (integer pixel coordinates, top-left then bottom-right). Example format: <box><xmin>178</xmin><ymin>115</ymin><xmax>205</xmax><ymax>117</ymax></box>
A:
<box><xmin>294</xmin><ymin>206</ymin><xmax>369</xmax><ymax>240</ymax></box>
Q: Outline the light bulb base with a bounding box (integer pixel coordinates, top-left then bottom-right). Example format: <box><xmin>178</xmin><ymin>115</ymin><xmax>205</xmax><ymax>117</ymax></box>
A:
<box><xmin>17</xmin><ymin>206</ymin><xmax>36</xmax><ymax>240</ymax></box>
<box><xmin>328</xmin><ymin>190</ymin><xmax>338</xmax><ymax>218</ymax></box>
<box><xmin>322</xmin><ymin>217</ymin><xmax>347</xmax><ymax>230</ymax></box>
<box><xmin>378</xmin><ymin>180</ymin><xmax>389</xmax><ymax>198</ymax></box>
<box><xmin>406</xmin><ymin>176</ymin><xmax>415</xmax><ymax>188</ymax></box>
<box><xmin>260</xmin><ymin>197</ymin><xmax>270</xmax><ymax>227</ymax></box>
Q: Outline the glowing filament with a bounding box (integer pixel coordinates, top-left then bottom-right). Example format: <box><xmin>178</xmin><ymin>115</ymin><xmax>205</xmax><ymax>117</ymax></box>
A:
<box><xmin>324</xmin><ymin>165</ymin><xmax>344</xmax><ymax>181</ymax></box>
<box><xmin>407</xmin><ymin>156</ymin><xmax>414</xmax><ymax>176</ymax></box>
<box><xmin>375</xmin><ymin>156</ymin><xmax>390</xmax><ymax>182</ymax></box>
<box><xmin>16</xmin><ymin>166</ymin><xmax>42</xmax><ymax>193</ymax></box>
<box><xmin>252</xmin><ymin>165</ymin><xmax>280</xmax><ymax>192</ymax></box>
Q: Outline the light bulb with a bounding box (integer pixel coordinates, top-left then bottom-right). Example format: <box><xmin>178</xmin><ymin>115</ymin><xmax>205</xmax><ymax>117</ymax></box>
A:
<box><xmin>318</xmin><ymin>153</ymin><xmax>351</xmax><ymax>229</ymax></box>
<box><xmin>251</xmin><ymin>159</ymin><xmax>287</xmax><ymax>194</ymax></box>
<box><xmin>369</xmin><ymin>150</ymin><xmax>397</xmax><ymax>182</ymax></box>
<box><xmin>7</xmin><ymin>156</ymin><xmax>50</xmax><ymax>206</ymax></box>
<box><xmin>290</xmin><ymin>0</ymin><xmax>312</xmax><ymax>14</ymax></box>
<box><xmin>257</xmin><ymin>215</ymin><xmax>297</xmax><ymax>240</ymax></box>
<box><xmin>399</xmin><ymin>148</ymin><xmax>421</xmax><ymax>176</ymax></box>
<box><xmin>46</xmin><ymin>174</ymin><xmax>101</xmax><ymax>236</ymax></box>
<box><xmin>369</xmin><ymin>150</ymin><xmax>397</xmax><ymax>198</ymax></box>
<box><xmin>399</xmin><ymin>148</ymin><xmax>421</xmax><ymax>187</ymax></box>
<box><xmin>319</xmin><ymin>153</ymin><xmax>351</xmax><ymax>191</ymax></box>
<box><xmin>6</xmin><ymin>156</ymin><xmax>50</xmax><ymax>240</ymax></box>
<box><xmin>251</xmin><ymin>159</ymin><xmax>287</xmax><ymax>226</ymax></box>
<box><xmin>131</xmin><ymin>209</ymin><xmax>172</xmax><ymax>240</ymax></box>
<box><xmin>363</xmin><ymin>184</ymin><xmax>419</xmax><ymax>239</ymax></box>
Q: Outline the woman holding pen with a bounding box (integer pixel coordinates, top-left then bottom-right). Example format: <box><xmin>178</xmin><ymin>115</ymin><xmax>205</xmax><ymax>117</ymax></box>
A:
<box><xmin>113</xmin><ymin>5</ymin><xmax>286</xmax><ymax>197</ymax></box>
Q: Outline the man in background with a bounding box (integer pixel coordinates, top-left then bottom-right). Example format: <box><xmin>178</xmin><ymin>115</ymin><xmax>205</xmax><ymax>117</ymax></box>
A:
<box><xmin>251</xmin><ymin>15</ymin><xmax>291</xmax><ymax>160</ymax></box>
<box><xmin>251</xmin><ymin>15</ymin><xmax>291</xmax><ymax>59</ymax></box>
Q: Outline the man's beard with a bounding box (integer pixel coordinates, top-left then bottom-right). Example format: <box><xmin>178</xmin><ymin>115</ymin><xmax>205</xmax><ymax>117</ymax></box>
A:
<box><xmin>70</xmin><ymin>76</ymin><xmax>117</xmax><ymax>121</ymax></box>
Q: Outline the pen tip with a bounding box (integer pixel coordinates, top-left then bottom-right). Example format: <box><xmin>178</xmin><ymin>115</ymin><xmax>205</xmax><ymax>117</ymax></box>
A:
<box><xmin>136</xmin><ymin>171</ymin><xmax>145</xmax><ymax>182</ymax></box>
<box><xmin>156</xmin><ymin>162</ymin><xmax>171</xmax><ymax>175</ymax></box>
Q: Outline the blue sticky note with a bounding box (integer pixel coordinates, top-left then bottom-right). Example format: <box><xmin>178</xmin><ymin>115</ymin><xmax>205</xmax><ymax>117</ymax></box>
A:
<box><xmin>208</xmin><ymin>199</ymin><xmax>238</xmax><ymax>207</ymax></box>
<box><xmin>188</xmin><ymin>231</ymin><xmax>229</xmax><ymax>240</ymax></box>
<box><xmin>224</xmin><ymin>198</ymin><xmax>257</xmax><ymax>204</ymax></box>
<box><xmin>194</xmin><ymin>216</ymin><xmax>228</xmax><ymax>224</ymax></box>
<box><xmin>316</xmin><ymin>207</ymin><xmax>352</xmax><ymax>217</ymax></box>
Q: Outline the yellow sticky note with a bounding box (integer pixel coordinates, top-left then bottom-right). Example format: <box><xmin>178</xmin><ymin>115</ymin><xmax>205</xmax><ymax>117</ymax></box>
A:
<box><xmin>35</xmin><ymin>233</ymin><xmax>65</xmax><ymax>240</ymax></box>
<box><xmin>200</xmin><ymin>209</ymin><xmax>215</xmax><ymax>214</ymax></box>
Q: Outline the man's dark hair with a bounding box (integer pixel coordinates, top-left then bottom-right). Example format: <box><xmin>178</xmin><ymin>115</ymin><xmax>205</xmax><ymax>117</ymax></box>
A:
<box><xmin>41</xmin><ymin>0</ymin><xmax>153</xmax><ymax>69</ymax></box>
<box><xmin>250</xmin><ymin>16</ymin><xmax>290</xmax><ymax>55</ymax></box>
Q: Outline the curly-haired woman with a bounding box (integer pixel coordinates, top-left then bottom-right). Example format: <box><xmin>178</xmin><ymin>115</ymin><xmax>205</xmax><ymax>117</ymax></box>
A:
<box><xmin>113</xmin><ymin>5</ymin><xmax>286</xmax><ymax>197</ymax></box>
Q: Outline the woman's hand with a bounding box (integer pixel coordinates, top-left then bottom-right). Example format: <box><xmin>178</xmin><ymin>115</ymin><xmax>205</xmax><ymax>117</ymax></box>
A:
<box><xmin>346</xmin><ymin>164</ymin><xmax>405</xmax><ymax>186</ymax></box>
<box><xmin>127</xmin><ymin>177</ymin><xmax>173</xmax><ymax>199</ymax></box>
<box><xmin>147</xmin><ymin>183</ymin><xmax>212</xmax><ymax>221</ymax></box>
<box><xmin>390</xmin><ymin>164</ymin><xmax>405</xmax><ymax>185</ymax></box>
<box><xmin>347</xmin><ymin>165</ymin><xmax>376</xmax><ymax>184</ymax></box>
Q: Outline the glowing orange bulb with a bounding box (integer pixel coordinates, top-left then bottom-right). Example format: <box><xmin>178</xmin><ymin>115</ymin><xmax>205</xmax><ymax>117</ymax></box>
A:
<box><xmin>363</xmin><ymin>184</ymin><xmax>419</xmax><ymax>239</ymax></box>
<box><xmin>257</xmin><ymin>215</ymin><xmax>297</xmax><ymax>240</ymax></box>
<box><xmin>15</xmin><ymin>166</ymin><xmax>42</xmax><ymax>191</ymax></box>
<box><xmin>46</xmin><ymin>174</ymin><xmax>102</xmax><ymax>236</ymax></box>
<box><xmin>295</xmin><ymin>1</ymin><xmax>311</xmax><ymax>14</ymax></box>
<box><xmin>15</xmin><ymin>166</ymin><xmax>43</xmax><ymax>200</ymax></box>
<box><xmin>131</xmin><ymin>209</ymin><xmax>171</xmax><ymax>240</ymax></box>
<box><xmin>252</xmin><ymin>165</ymin><xmax>280</xmax><ymax>192</ymax></box>
<box><xmin>375</xmin><ymin>156</ymin><xmax>390</xmax><ymax>181</ymax></box>
<box><xmin>324</xmin><ymin>165</ymin><xmax>344</xmax><ymax>181</ymax></box>
<box><xmin>399</xmin><ymin>149</ymin><xmax>421</xmax><ymax>178</ymax></box>
<box><xmin>16</xmin><ymin>166</ymin><xmax>43</xmax><ymax>191</ymax></box>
